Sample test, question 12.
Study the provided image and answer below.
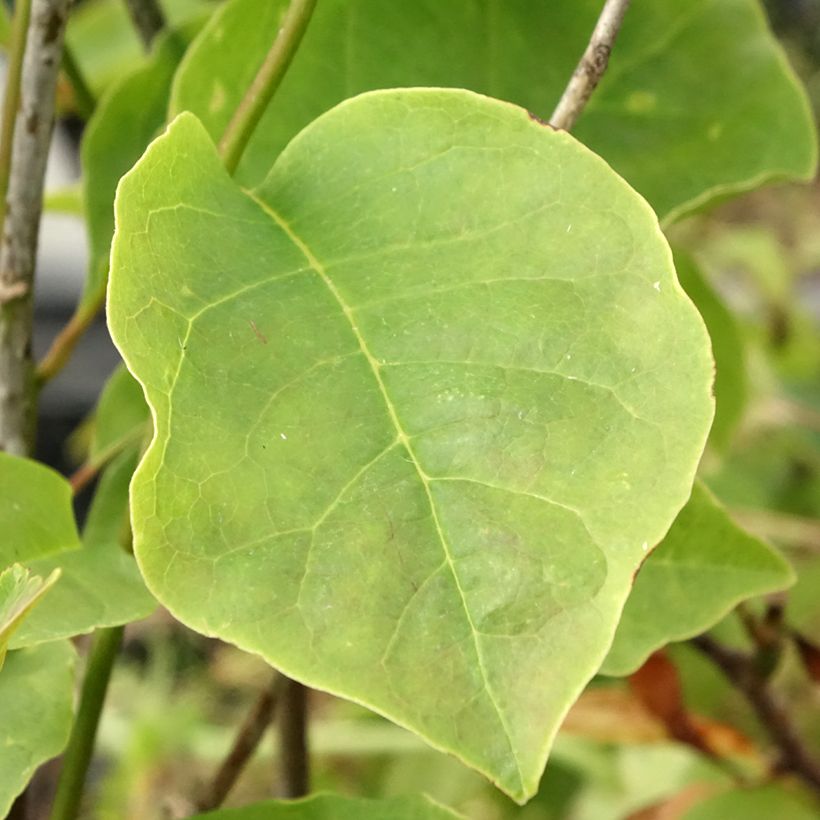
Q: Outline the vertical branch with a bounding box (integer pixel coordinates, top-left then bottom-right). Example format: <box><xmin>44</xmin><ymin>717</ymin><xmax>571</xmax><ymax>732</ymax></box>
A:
<box><xmin>277</xmin><ymin>677</ymin><xmax>310</xmax><ymax>798</ymax></box>
<box><xmin>49</xmin><ymin>626</ymin><xmax>125</xmax><ymax>820</ymax></box>
<box><xmin>0</xmin><ymin>0</ymin><xmax>33</xmax><ymax>230</ymax></box>
<box><xmin>123</xmin><ymin>0</ymin><xmax>165</xmax><ymax>49</ymax></box>
<box><xmin>550</xmin><ymin>0</ymin><xmax>631</xmax><ymax>131</ymax></box>
<box><xmin>0</xmin><ymin>0</ymin><xmax>71</xmax><ymax>455</ymax></box>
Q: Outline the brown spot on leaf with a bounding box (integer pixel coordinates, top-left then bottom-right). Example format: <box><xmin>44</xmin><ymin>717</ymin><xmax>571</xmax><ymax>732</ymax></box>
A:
<box><xmin>249</xmin><ymin>319</ymin><xmax>268</xmax><ymax>345</ymax></box>
<box><xmin>527</xmin><ymin>110</ymin><xmax>555</xmax><ymax>130</ymax></box>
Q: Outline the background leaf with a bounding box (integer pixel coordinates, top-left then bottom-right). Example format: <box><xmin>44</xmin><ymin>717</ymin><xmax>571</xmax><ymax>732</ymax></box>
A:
<box><xmin>190</xmin><ymin>793</ymin><xmax>462</xmax><ymax>819</ymax></box>
<box><xmin>681</xmin><ymin>784</ymin><xmax>819</xmax><ymax>820</ymax></box>
<box><xmin>79</xmin><ymin>20</ymin><xmax>203</xmax><ymax>315</ymax></box>
<box><xmin>675</xmin><ymin>252</ymin><xmax>748</xmax><ymax>451</ymax></box>
<box><xmin>602</xmin><ymin>482</ymin><xmax>794</xmax><ymax>676</ymax></box>
<box><xmin>0</xmin><ymin>641</ymin><xmax>75</xmax><ymax>817</ymax></box>
<box><xmin>89</xmin><ymin>365</ymin><xmax>150</xmax><ymax>461</ymax></box>
<box><xmin>0</xmin><ymin>453</ymin><xmax>154</xmax><ymax>648</ymax></box>
<box><xmin>0</xmin><ymin>565</ymin><xmax>60</xmax><ymax>668</ymax></box>
<box><xmin>108</xmin><ymin>92</ymin><xmax>713</xmax><ymax>801</ymax></box>
<box><xmin>170</xmin><ymin>0</ymin><xmax>816</xmax><ymax>221</ymax></box>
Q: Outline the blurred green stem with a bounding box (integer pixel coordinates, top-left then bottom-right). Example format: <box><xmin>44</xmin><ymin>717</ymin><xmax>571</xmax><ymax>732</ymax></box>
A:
<box><xmin>50</xmin><ymin>626</ymin><xmax>125</xmax><ymax>820</ymax></box>
<box><xmin>219</xmin><ymin>0</ymin><xmax>317</xmax><ymax>175</ymax></box>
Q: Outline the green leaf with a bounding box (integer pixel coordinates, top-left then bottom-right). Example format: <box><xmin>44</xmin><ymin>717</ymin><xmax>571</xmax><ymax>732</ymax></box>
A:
<box><xmin>0</xmin><ymin>641</ymin><xmax>75</xmax><ymax>817</ymax></box>
<box><xmin>675</xmin><ymin>252</ymin><xmax>748</xmax><ymax>451</ymax></box>
<box><xmin>66</xmin><ymin>0</ymin><xmax>211</xmax><ymax>95</ymax></box>
<box><xmin>80</xmin><ymin>28</ymin><xmax>191</xmax><ymax>315</ymax></box>
<box><xmin>0</xmin><ymin>565</ymin><xmax>60</xmax><ymax>669</ymax></box>
<box><xmin>90</xmin><ymin>364</ymin><xmax>150</xmax><ymax>461</ymax></box>
<box><xmin>602</xmin><ymin>482</ymin><xmax>794</xmax><ymax>676</ymax></box>
<box><xmin>170</xmin><ymin>0</ymin><xmax>816</xmax><ymax>222</ymax></box>
<box><xmin>108</xmin><ymin>93</ymin><xmax>714</xmax><ymax>801</ymax></box>
<box><xmin>682</xmin><ymin>785</ymin><xmax>819</xmax><ymax>820</ymax></box>
<box><xmin>190</xmin><ymin>794</ymin><xmax>462</xmax><ymax>820</ymax></box>
<box><xmin>0</xmin><ymin>453</ymin><xmax>154</xmax><ymax>648</ymax></box>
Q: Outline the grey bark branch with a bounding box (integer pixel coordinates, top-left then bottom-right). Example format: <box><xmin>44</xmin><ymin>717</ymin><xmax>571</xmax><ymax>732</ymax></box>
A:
<box><xmin>550</xmin><ymin>0</ymin><xmax>631</xmax><ymax>131</ymax></box>
<box><xmin>123</xmin><ymin>0</ymin><xmax>166</xmax><ymax>50</ymax></box>
<box><xmin>0</xmin><ymin>0</ymin><xmax>72</xmax><ymax>455</ymax></box>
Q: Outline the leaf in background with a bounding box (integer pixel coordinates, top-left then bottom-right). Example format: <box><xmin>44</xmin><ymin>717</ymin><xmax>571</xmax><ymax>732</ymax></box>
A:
<box><xmin>0</xmin><ymin>641</ymin><xmax>75</xmax><ymax>818</ymax></box>
<box><xmin>0</xmin><ymin>565</ymin><xmax>60</xmax><ymax>669</ymax></box>
<box><xmin>66</xmin><ymin>0</ymin><xmax>211</xmax><ymax>96</ymax></box>
<box><xmin>602</xmin><ymin>482</ymin><xmax>794</xmax><ymax>676</ymax></box>
<box><xmin>555</xmin><ymin>737</ymin><xmax>729</xmax><ymax>820</ymax></box>
<box><xmin>190</xmin><ymin>794</ymin><xmax>462</xmax><ymax>819</ymax></box>
<box><xmin>0</xmin><ymin>453</ymin><xmax>154</xmax><ymax>648</ymax></box>
<box><xmin>108</xmin><ymin>92</ymin><xmax>713</xmax><ymax>801</ymax></box>
<box><xmin>80</xmin><ymin>22</ymin><xmax>200</xmax><ymax>316</ymax></box>
<box><xmin>81</xmin><ymin>450</ymin><xmax>140</xmax><ymax>551</ymax></box>
<box><xmin>681</xmin><ymin>785</ymin><xmax>819</xmax><ymax>820</ymax></box>
<box><xmin>675</xmin><ymin>252</ymin><xmax>748</xmax><ymax>451</ymax></box>
<box><xmin>170</xmin><ymin>0</ymin><xmax>816</xmax><ymax>222</ymax></box>
<box><xmin>89</xmin><ymin>365</ymin><xmax>150</xmax><ymax>461</ymax></box>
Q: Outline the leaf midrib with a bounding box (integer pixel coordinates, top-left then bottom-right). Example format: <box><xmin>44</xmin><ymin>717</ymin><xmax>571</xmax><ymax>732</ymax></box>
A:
<box><xmin>247</xmin><ymin>189</ymin><xmax>525</xmax><ymax>791</ymax></box>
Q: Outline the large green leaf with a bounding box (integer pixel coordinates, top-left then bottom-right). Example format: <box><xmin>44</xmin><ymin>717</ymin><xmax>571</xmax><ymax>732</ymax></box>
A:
<box><xmin>190</xmin><ymin>794</ymin><xmax>461</xmax><ymax>820</ymax></box>
<box><xmin>0</xmin><ymin>453</ymin><xmax>154</xmax><ymax>648</ymax></box>
<box><xmin>170</xmin><ymin>0</ymin><xmax>816</xmax><ymax>222</ymax></box>
<box><xmin>108</xmin><ymin>91</ymin><xmax>713</xmax><ymax>801</ymax></box>
<box><xmin>0</xmin><ymin>641</ymin><xmax>75</xmax><ymax>817</ymax></box>
<box><xmin>602</xmin><ymin>482</ymin><xmax>794</xmax><ymax>676</ymax></box>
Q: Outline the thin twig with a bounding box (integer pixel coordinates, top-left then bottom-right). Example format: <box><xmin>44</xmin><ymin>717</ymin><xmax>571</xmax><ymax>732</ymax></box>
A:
<box><xmin>68</xmin><ymin>420</ymin><xmax>150</xmax><ymax>494</ymax></box>
<box><xmin>49</xmin><ymin>626</ymin><xmax>125</xmax><ymax>820</ymax></box>
<box><xmin>123</xmin><ymin>0</ymin><xmax>166</xmax><ymax>50</ymax></box>
<box><xmin>691</xmin><ymin>634</ymin><xmax>820</xmax><ymax>795</ymax></box>
<box><xmin>0</xmin><ymin>0</ymin><xmax>71</xmax><ymax>455</ymax></box>
<box><xmin>36</xmin><ymin>283</ymin><xmax>105</xmax><ymax>385</ymax></box>
<box><xmin>277</xmin><ymin>677</ymin><xmax>310</xmax><ymax>798</ymax></box>
<box><xmin>219</xmin><ymin>0</ymin><xmax>317</xmax><ymax>175</ymax></box>
<box><xmin>197</xmin><ymin>673</ymin><xmax>283</xmax><ymax>811</ymax></box>
<box><xmin>550</xmin><ymin>0</ymin><xmax>631</xmax><ymax>131</ymax></box>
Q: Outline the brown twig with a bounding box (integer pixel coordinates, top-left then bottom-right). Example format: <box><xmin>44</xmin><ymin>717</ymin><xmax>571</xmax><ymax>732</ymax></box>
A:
<box><xmin>36</xmin><ymin>284</ymin><xmax>105</xmax><ymax>385</ymax></box>
<box><xmin>277</xmin><ymin>677</ymin><xmax>310</xmax><ymax>798</ymax></box>
<box><xmin>123</xmin><ymin>0</ymin><xmax>166</xmax><ymax>49</ymax></box>
<box><xmin>691</xmin><ymin>634</ymin><xmax>820</xmax><ymax>795</ymax></box>
<box><xmin>550</xmin><ymin>0</ymin><xmax>631</xmax><ymax>131</ymax></box>
<box><xmin>0</xmin><ymin>0</ymin><xmax>71</xmax><ymax>455</ymax></box>
<box><xmin>197</xmin><ymin>673</ymin><xmax>283</xmax><ymax>811</ymax></box>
